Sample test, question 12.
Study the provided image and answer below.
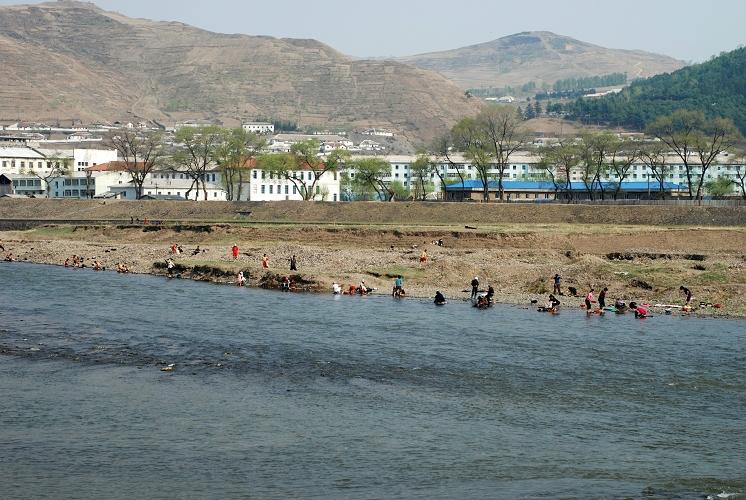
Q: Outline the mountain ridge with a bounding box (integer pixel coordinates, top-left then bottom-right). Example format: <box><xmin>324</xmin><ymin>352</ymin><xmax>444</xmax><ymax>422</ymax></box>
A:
<box><xmin>0</xmin><ymin>0</ymin><xmax>480</xmax><ymax>144</ymax></box>
<box><xmin>397</xmin><ymin>31</ymin><xmax>686</xmax><ymax>90</ymax></box>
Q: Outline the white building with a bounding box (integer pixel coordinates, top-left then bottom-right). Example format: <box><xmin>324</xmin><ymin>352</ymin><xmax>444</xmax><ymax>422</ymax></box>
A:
<box><xmin>86</xmin><ymin>162</ymin><xmax>227</xmax><ymax>200</ymax></box>
<box><xmin>242</xmin><ymin>122</ymin><xmax>275</xmax><ymax>134</ymax></box>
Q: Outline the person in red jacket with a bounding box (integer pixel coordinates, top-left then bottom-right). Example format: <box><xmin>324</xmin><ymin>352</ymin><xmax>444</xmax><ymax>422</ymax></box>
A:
<box><xmin>231</xmin><ymin>244</ymin><xmax>239</xmax><ymax>260</ymax></box>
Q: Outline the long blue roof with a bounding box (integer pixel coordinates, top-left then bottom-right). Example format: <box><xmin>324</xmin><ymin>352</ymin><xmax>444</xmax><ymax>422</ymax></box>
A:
<box><xmin>445</xmin><ymin>180</ymin><xmax>682</xmax><ymax>191</ymax></box>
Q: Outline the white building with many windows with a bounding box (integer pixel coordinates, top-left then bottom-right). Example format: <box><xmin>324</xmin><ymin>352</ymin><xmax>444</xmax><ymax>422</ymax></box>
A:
<box><xmin>242</xmin><ymin>122</ymin><xmax>275</xmax><ymax>134</ymax></box>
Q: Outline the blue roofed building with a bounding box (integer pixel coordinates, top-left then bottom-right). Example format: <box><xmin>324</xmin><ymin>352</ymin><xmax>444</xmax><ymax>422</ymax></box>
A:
<box><xmin>444</xmin><ymin>179</ymin><xmax>683</xmax><ymax>201</ymax></box>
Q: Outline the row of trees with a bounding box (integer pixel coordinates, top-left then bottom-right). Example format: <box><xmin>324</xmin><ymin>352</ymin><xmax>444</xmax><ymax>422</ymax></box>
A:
<box><xmin>26</xmin><ymin>107</ymin><xmax>742</xmax><ymax>202</ymax></box>
<box><xmin>419</xmin><ymin>107</ymin><xmax>744</xmax><ymax>202</ymax></box>
<box><xmin>105</xmin><ymin>127</ymin><xmax>351</xmax><ymax>201</ymax></box>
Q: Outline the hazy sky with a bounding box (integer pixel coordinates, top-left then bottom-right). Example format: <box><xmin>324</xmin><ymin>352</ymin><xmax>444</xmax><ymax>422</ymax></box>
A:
<box><xmin>4</xmin><ymin>0</ymin><xmax>744</xmax><ymax>61</ymax></box>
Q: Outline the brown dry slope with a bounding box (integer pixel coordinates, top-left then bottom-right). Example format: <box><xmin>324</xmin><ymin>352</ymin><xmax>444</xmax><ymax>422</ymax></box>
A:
<box><xmin>0</xmin><ymin>1</ymin><xmax>480</xmax><ymax>143</ymax></box>
<box><xmin>398</xmin><ymin>31</ymin><xmax>686</xmax><ymax>90</ymax></box>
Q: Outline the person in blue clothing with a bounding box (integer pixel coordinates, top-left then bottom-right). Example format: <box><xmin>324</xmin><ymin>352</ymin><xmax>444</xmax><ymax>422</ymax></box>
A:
<box><xmin>392</xmin><ymin>275</ymin><xmax>404</xmax><ymax>297</ymax></box>
<box><xmin>552</xmin><ymin>274</ymin><xmax>562</xmax><ymax>295</ymax></box>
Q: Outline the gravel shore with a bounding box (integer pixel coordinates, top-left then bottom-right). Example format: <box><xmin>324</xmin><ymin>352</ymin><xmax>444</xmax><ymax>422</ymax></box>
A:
<box><xmin>2</xmin><ymin>222</ymin><xmax>744</xmax><ymax>317</ymax></box>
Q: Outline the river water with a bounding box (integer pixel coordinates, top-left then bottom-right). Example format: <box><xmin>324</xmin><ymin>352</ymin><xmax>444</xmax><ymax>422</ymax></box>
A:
<box><xmin>0</xmin><ymin>262</ymin><xmax>744</xmax><ymax>499</ymax></box>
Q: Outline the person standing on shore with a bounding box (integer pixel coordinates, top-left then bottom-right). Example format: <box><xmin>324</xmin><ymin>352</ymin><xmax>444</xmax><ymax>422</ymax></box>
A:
<box><xmin>471</xmin><ymin>277</ymin><xmax>479</xmax><ymax>299</ymax></box>
<box><xmin>261</xmin><ymin>254</ymin><xmax>270</xmax><ymax>269</ymax></box>
<box><xmin>237</xmin><ymin>271</ymin><xmax>246</xmax><ymax>286</ymax></box>
<box><xmin>598</xmin><ymin>287</ymin><xmax>608</xmax><ymax>309</ymax></box>
<box><xmin>166</xmin><ymin>258</ymin><xmax>175</xmax><ymax>277</ymax></box>
<box><xmin>553</xmin><ymin>274</ymin><xmax>562</xmax><ymax>295</ymax></box>
<box><xmin>393</xmin><ymin>275</ymin><xmax>403</xmax><ymax>297</ymax></box>
<box><xmin>585</xmin><ymin>288</ymin><xmax>595</xmax><ymax>311</ymax></box>
<box><xmin>680</xmin><ymin>286</ymin><xmax>692</xmax><ymax>306</ymax></box>
<box><xmin>289</xmin><ymin>255</ymin><xmax>297</xmax><ymax>271</ymax></box>
<box><xmin>231</xmin><ymin>244</ymin><xmax>239</xmax><ymax>260</ymax></box>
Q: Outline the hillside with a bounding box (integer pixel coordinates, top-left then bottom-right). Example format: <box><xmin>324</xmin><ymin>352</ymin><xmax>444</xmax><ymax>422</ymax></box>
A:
<box><xmin>397</xmin><ymin>31</ymin><xmax>685</xmax><ymax>90</ymax></box>
<box><xmin>564</xmin><ymin>47</ymin><xmax>746</xmax><ymax>134</ymax></box>
<box><xmin>0</xmin><ymin>1</ymin><xmax>480</xmax><ymax>144</ymax></box>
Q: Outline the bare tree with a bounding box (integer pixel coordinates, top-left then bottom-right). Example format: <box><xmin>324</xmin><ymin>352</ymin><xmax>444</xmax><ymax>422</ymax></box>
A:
<box><xmin>733</xmin><ymin>160</ymin><xmax>746</xmax><ymax>200</ymax></box>
<box><xmin>431</xmin><ymin>133</ymin><xmax>468</xmax><ymax>201</ymax></box>
<box><xmin>646</xmin><ymin>111</ymin><xmax>741</xmax><ymax>200</ymax></box>
<box><xmin>25</xmin><ymin>156</ymin><xmax>71</xmax><ymax>198</ymax></box>
<box><xmin>541</xmin><ymin>140</ymin><xmax>580</xmax><ymax>201</ymax></box>
<box><xmin>478</xmin><ymin>105</ymin><xmax>528</xmax><ymax>200</ymax></box>
<box><xmin>577</xmin><ymin>133</ymin><xmax>616</xmax><ymax>200</ymax></box>
<box><xmin>607</xmin><ymin>138</ymin><xmax>639</xmax><ymax>200</ymax></box>
<box><xmin>107</xmin><ymin>130</ymin><xmax>164</xmax><ymax>199</ymax></box>
<box><xmin>172</xmin><ymin>126</ymin><xmax>223</xmax><ymax>201</ymax></box>
<box><xmin>638</xmin><ymin>142</ymin><xmax>674</xmax><ymax>199</ymax></box>
<box><xmin>691</xmin><ymin>118</ymin><xmax>741</xmax><ymax>200</ymax></box>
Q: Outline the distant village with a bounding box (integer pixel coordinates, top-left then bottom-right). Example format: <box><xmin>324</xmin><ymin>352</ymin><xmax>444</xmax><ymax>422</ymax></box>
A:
<box><xmin>0</xmin><ymin>118</ymin><xmax>744</xmax><ymax>203</ymax></box>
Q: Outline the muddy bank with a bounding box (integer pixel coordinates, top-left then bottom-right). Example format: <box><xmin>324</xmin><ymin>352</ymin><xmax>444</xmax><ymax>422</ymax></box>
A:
<box><xmin>2</xmin><ymin>222</ymin><xmax>745</xmax><ymax>317</ymax></box>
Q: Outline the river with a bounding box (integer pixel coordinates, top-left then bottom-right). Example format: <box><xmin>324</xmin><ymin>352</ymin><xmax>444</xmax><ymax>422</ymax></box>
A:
<box><xmin>0</xmin><ymin>262</ymin><xmax>744</xmax><ymax>499</ymax></box>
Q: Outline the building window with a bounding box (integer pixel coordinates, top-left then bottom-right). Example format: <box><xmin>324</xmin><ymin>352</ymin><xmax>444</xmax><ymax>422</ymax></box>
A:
<box><xmin>253</xmin><ymin>170</ymin><xmax>257</xmax><ymax>179</ymax></box>
<box><xmin>269</xmin><ymin>185</ymin><xmax>273</xmax><ymax>194</ymax></box>
<box><xmin>261</xmin><ymin>185</ymin><xmax>266</xmax><ymax>194</ymax></box>
<box><xmin>293</xmin><ymin>185</ymin><xmax>297</xmax><ymax>194</ymax></box>
<box><xmin>284</xmin><ymin>185</ymin><xmax>289</xmax><ymax>195</ymax></box>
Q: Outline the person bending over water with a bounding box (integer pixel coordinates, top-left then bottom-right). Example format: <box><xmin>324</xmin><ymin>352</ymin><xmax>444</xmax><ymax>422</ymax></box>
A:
<box><xmin>630</xmin><ymin>302</ymin><xmax>648</xmax><ymax>319</ymax></box>
<box><xmin>434</xmin><ymin>291</ymin><xmax>447</xmax><ymax>305</ymax></box>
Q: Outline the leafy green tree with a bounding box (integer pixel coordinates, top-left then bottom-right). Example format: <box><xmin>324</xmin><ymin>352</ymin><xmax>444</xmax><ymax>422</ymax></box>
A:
<box><xmin>565</xmin><ymin>48</ymin><xmax>746</xmax><ymax>134</ymax></box>
<box><xmin>259</xmin><ymin>140</ymin><xmax>348</xmax><ymax>201</ymax></box>
<box><xmin>388</xmin><ymin>181</ymin><xmax>411</xmax><ymax>201</ymax></box>
<box><xmin>704</xmin><ymin>176</ymin><xmax>734</xmax><ymax>197</ymax></box>
<box><xmin>213</xmin><ymin>128</ymin><xmax>266</xmax><ymax>201</ymax></box>
<box><xmin>410</xmin><ymin>153</ymin><xmax>433</xmax><ymax>201</ymax></box>
<box><xmin>452</xmin><ymin>117</ymin><xmax>492</xmax><ymax>201</ymax></box>
<box><xmin>533</xmin><ymin>101</ymin><xmax>542</xmax><ymax>117</ymax></box>
<box><xmin>348</xmin><ymin>157</ymin><xmax>394</xmax><ymax>201</ymax></box>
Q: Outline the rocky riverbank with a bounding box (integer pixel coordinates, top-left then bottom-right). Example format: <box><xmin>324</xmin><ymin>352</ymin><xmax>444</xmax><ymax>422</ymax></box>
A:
<box><xmin>2</xmin><ymin>222</ymin><xmax>745</xmax><ymax>317</ymax></box>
